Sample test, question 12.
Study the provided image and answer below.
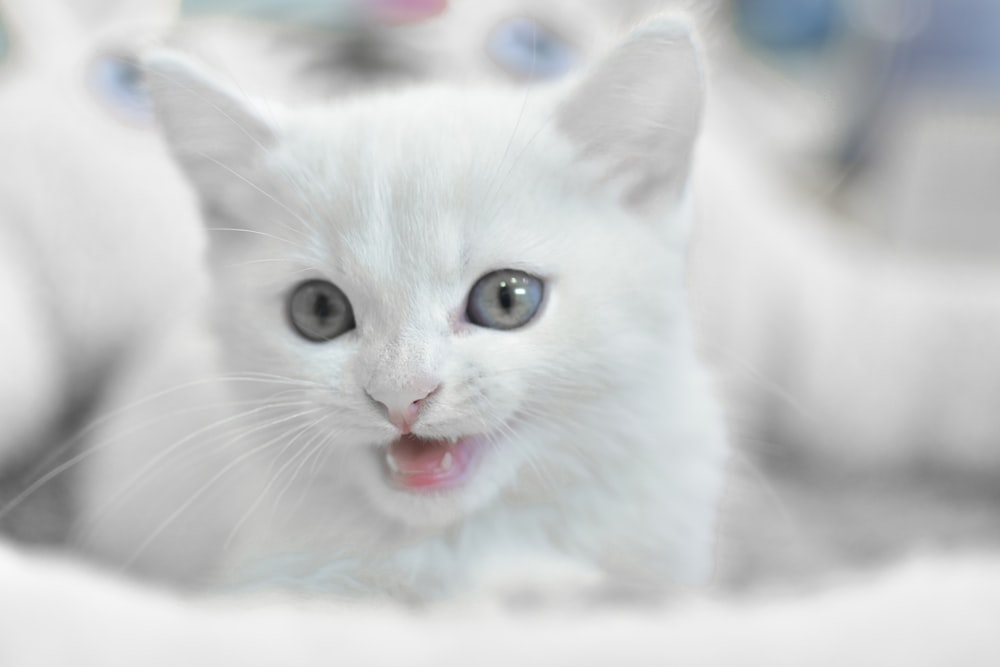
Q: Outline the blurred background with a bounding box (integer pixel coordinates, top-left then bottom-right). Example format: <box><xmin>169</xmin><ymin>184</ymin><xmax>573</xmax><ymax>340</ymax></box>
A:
<box><xmin>687</xmin><ymin>0</ymin><xmax>1000</xmax><ymax>590</ymax></box>
<box><xmin>0</xmin><ymin>0</ymin><xmax>997</xmax><ymax>598</ymax></box>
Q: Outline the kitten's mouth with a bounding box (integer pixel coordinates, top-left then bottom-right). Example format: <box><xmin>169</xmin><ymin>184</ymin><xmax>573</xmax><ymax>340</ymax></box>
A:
<box><xmin>384</xmin><ymin>435</ymin><xmax>483</xmax><ymax>492</ymax></box>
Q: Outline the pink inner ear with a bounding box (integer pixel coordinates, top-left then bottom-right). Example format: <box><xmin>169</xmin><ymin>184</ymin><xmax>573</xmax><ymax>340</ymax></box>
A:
<box><xmin>368</xmin><ymin>0</ymin><xmax>447</xmax><ymax>23</ymax></box>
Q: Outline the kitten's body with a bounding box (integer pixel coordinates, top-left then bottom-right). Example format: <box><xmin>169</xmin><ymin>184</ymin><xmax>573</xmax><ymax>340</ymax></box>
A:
<box><xmin>7</xmin><ymin>0</ymin><xmax>994</xmax><ymax>602</ymax></box>
<box><xmin>0</xmin><ymin>0</ymin><xmax>728</xmax><ymax>596</ymax></box>
<box><xmin>165</xmin><ymin>0</ymin><xmax>1000</xmax><ymax>592</ymax></box>
<box><xmin>2</xmin><ymin>4</ymin><xmax>996</xmax><ymax>663</ymax></box>
<box><xmin>78</xmin><ymin>17</ymin><xmax>727</xmax><ymax>599</ymax></box>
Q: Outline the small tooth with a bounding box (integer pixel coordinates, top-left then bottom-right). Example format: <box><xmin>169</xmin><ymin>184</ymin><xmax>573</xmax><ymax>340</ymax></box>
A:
<box><xmin>386</xmin><ymin>450</ymin><xmax>400</xmax><ymax>474</ymax></box>
<box><xmin>440</xmin><ymin>451</ymin><xmax>453</xmax><ymax>472</ymax></box>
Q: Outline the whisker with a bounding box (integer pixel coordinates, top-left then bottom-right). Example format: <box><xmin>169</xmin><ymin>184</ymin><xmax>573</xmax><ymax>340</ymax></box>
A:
<box><xmin>265</xmin><ymin>424</ymin><xmax>337</xmax><ymax>524</ymax></box>
<box><xmin>292</xmin><ymin>427</ymin><xmax>338</xmax><ymax>511</ymax></box>
<box><xmin>116</xmin><ymin>408</ymin><xmax>326</xmax><ymax>572</ymax></box>
<box><xmin>481</xmin><ymin>110</ymin><xmax>559</xmax><ymax>226</ymax></box>
<box><xmin>480</xmin><ymin>20</ymin><xmax>543</xmax><ymax>217</ymax></box>
<box><xmin>73</xmin><ymin>401</ymin><xmax>324</xmax><ymax>543</ymax></box>
<box><xmin>205</xmin><ymin>226</ymin><xmax>300</xmax><ymax>247</ymax></box>
<box><xmin>221</xmin><ymin>414</ymin><xmax>333</xmax><ymax>550</ymax></box>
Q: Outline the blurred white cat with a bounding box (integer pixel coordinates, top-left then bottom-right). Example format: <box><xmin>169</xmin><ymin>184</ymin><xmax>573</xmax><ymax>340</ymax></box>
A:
<box><xmin>0</xmin><ymin>0</ymin><xmax>202</xmax><ymax>528</ymax></box>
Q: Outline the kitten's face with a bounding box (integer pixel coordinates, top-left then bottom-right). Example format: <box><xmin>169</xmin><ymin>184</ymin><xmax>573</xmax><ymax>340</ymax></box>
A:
<box><xmin>203</xmin><ymin>103</ymin><xmax>676</xmax><ymax>528</ymax></box>
<box><xmin>148</xmin><ymin>17</ymin><xmax>704</xmax><ymax>532</ymax></box>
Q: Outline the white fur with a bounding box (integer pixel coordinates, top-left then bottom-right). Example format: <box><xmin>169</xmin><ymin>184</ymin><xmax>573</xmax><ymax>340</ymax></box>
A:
<box><xmin>2</xmin><ymin>2</ymin><xmax>996</xmax><ymax>663</ymax></box>
<box><xmin>0</xmin><ymin>0</ymin><xmax>202</xmax><ymax>460</ymax></box>
<box><xmin>78</xmin><ymin>17</ymin><xmax>727</xmax><ymax>599</ymax></box>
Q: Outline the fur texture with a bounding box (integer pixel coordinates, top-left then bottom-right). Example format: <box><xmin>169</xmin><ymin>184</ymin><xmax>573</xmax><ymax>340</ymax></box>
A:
<box><xmin>78</xmin><ymin>16</ymin><xmax>728</xmax><ymax>599</ymax></box>
<box><xmin>0</xmin><ymin>0</ymin><xmax>203</xmax><ymax>542</ymax></box>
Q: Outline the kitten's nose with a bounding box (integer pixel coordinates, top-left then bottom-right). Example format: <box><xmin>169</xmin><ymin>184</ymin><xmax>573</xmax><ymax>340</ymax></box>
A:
<box><xmin>367</xmin><ymin>384</ymin><xmax>439</xmax><ymax>433</ymax></box>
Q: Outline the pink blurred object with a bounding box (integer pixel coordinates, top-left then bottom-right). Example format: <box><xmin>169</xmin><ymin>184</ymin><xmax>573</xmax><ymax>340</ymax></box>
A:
<box><xmin>368</xmin><ymin>0</ymin><xmax>446</xmax><ymax>23</ymax></box>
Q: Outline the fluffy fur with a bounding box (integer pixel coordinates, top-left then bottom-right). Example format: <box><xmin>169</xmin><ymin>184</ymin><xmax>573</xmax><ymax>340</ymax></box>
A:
<box><xmin>77</xmin><ymin>16</ymin><xmax>728</xmax><ymax>599</ymax></box>
<box><xmin>0</xmin><ymin>0</ymin><xmax>204</xmax><ymax>542</ymax></box>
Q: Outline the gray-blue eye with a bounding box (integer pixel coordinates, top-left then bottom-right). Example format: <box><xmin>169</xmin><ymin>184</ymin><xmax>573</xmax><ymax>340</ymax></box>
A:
<box><xmin>288</xmin><ymin>280</ymin><xmax>356</xmax><ymax>342</ymax></box>
<box><xmin>467</xmin><ymin>270</ymin><xmax>544</xmax><ymax>330</ymax></box>
<box><xmin>486</xmin><ymin>17</ymin><xmax>576</xmax><ymax>80</ymax></box>
<box><xmin>89</xmin><ymin>54</ymin><xmax>154</xmax><ymax>124</ymax></box>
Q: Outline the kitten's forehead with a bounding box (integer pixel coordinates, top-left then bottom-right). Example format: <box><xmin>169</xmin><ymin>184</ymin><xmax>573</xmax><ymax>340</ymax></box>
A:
<box><xmin>275</xmin><ymin>86</ymin><xmax>574</xmax><ymax>295</ymax></box>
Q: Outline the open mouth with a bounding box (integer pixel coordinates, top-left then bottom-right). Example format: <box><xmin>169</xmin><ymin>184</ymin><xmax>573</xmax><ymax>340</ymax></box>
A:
<box><xmin>384</xmin><ymin>435</ymin><xmax>483</xmax><ymax>492</ymax></box>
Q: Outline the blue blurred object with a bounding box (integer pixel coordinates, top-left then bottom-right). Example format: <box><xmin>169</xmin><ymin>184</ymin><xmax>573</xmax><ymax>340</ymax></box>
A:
<box><xmin>180</xmin><ymin>0</ymin><xmax>355</xmax><ymax>28</ymax></box>
<box><xmin>895</xmin><ymin>0</ymin><xmax>1000</xmax><ymax>88</ymax></box>
<box><xmin>486</xmin><ymin>18</ymin><xmax>577</xmax><ymax>81</ymax></box>
<box><xmin>734</xmin><ymin>0</ymin><xmax>842</xmax><ymax>52</ymax></box>
<box><xmin>88</xmin><ymin>55</ymin><xmax>155</xmax><ymax>125</ymax></box>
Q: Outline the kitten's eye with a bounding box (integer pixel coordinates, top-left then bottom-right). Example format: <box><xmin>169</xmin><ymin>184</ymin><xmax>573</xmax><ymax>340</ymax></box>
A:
<box><xmin>88</xmin><ymin>54</ymin><xmax>154</xmax><ymax>125</ymax></box>
<box><xmin>486</xmin><ymin>17</ymin><xmax>576</xmax><ymax>80</ymax></box>
<box><xmin>466</xmin><ymin>270</ymin><xmax>544</xmax><ymax>330</ymax></box>
<box><xmin>288</xmin><ymin>280</ymin><xmax>356</xmax><ymax>342</ymax></box>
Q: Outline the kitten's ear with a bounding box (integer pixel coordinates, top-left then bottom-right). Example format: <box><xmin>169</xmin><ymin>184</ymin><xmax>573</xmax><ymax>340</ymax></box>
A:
<box><xmin>556</xmin><ymin>15</ymin><xmax>704</xmax><ymax>215</ymax></box>
<box><xmin>143</xmin><ymin>51</ymin><xmax>276</xmax><ymax>212</ymax></box>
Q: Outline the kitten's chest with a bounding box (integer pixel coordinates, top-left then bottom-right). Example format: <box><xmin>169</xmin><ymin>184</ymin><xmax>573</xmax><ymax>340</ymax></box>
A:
<box><xmin>223</xmin><ymin>496</ymin><xmax>593</xmax><ymax>599</ymax></box>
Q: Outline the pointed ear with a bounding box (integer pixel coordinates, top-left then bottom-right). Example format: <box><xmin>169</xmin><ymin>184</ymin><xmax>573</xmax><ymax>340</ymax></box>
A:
<box><xmin>556</xmin><ymin>15</ymin><xmax>704</xmax><ymax>215</ymax></box>
<box><xmin>142</xmin><ymin>50</ymin><xmax>276</xmax><ymax>215</ymax></box>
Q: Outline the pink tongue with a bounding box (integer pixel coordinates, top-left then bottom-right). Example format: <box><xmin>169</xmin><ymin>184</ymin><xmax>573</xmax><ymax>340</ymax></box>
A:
<box><xmin>389</xmin><ymin>435</ymin><xmax>450</xmax><ymax>474</ymax></box>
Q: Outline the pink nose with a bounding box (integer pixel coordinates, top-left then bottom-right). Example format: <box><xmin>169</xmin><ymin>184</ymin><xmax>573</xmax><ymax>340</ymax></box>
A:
<box><xmin>368</xmin><ymin>384</ymin><xmax>439</xmax><ymax>433</ymax></box>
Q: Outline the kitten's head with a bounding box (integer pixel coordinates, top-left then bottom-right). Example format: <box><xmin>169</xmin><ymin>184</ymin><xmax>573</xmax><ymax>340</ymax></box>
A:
<box><xmin>146</xmin><ymin>15</ymin><xmax>705</xmax><ymax>532</ymax></box>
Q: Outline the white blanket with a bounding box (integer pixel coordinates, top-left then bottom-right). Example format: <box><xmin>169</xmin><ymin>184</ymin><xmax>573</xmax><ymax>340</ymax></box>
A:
<box><xmin>3</xmin><ymin>543</ymin><xmax>998</xmax><ymax>667</ymax></box>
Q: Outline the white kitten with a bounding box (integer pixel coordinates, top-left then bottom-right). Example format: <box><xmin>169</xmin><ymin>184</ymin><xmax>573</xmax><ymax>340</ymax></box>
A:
<box><xmin>78</xmin><ymin>15</ymin><xmax>728</xmax><ymax>599</ymax></box>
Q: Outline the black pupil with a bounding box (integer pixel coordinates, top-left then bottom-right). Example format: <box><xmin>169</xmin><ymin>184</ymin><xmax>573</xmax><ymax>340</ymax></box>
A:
<box><xmin>314</xmin><ymin>293</ymin><xmax>334</xmax><ymax>321</ymax></box>
<box><xmin>498</xmin><ymin>282</ymin><xmax>513</xmax><ymax>311</ymax></box>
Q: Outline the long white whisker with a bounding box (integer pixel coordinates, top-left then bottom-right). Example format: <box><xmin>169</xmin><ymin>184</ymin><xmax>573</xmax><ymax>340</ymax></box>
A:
<box><xmin>265</xmin><ymin>420</ymin><xmax>341</xmax><ymax>523</ymax></box>
<box><xmin>72</xmin><ymin>401</ymin><xmax>323</xmax><ymax>542</ymax></box>
<box><xmin>221</xmin><ymin>415</ymin><xmax>333</xmax><ymax>550</ymax></box>
<box><xmin>117</xmin><ymin>408</ymin><xmax>326</xmax><ymax>572</ymax></box>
